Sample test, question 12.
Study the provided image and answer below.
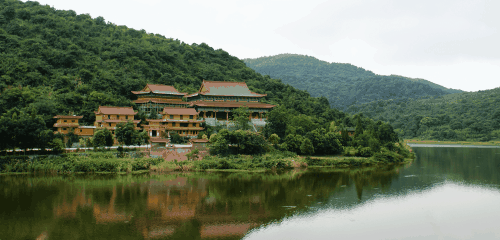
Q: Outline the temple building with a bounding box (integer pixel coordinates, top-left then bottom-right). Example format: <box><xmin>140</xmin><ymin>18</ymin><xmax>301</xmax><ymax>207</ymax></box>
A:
<box><xmin>53</xmin><ymin>115</ymin><xmax>95</xmax><ymax>138</ymax></box>
<box><xmin>94</xmin><ymin>106</ymin><xmax>140</xmax><ymax>135</ymax></box>
<box><xmin>185</xmin><ymin>80</ymin><xmax>275</xmax><ymax>125</ymax></box>
<box><xmin>131</xmin><ymin>84</ymin><xmax>189</xmax><ymax>115</ymax></box>
<box><xmin>143</xmin><ymin>108</ymin><xmax>204</xmax><ymax>139</ymax></box>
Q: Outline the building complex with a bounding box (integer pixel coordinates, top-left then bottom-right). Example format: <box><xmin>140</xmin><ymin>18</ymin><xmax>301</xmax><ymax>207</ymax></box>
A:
<box><xmin>53</xmin><ymin>81</ymin><xmax>275</xmax><ymax>145</ymax></box>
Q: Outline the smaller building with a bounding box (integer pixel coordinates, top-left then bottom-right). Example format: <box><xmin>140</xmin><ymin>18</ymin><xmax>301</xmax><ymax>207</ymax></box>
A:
<box><xmin>53</xmin><ymin>115</ymin><xmax>82</xmax><ymax>135</ymax></box>
<box><xmin>143</xmin><ymin>108</ymin><xmax>204</xmax><ymax>139</ymax></box>
<box><xmin>94</xmin><ymin>106</ymin><xmax>140</xmax><ymax>134</ymax></box>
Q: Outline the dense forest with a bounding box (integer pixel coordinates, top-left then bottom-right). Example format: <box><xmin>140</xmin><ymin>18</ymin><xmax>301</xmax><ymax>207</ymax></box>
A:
<box><xmin>347</xmin><ymin>88</ymin><xmax>500</xmax><ymax>141</ymax></box>
<box><xmin>244</xmin><ymin>54</ymin><xmax>462</xmax><ymax>110</ymax></box>
<box><xmin>0</xmin><ymin>0</ymin><xmax>409</xmax><ymax>159</ymax></box>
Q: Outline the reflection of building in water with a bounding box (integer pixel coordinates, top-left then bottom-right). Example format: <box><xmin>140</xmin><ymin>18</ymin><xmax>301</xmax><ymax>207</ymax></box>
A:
<box><xmin>52</xmin><ymin>176</ymin><xmax>266</xmax><ymax>239</ymax></box>
<box><xmin>54</xmin><ymin>186</ymin><xmax>131</xmax><ymax>223</ymax></box>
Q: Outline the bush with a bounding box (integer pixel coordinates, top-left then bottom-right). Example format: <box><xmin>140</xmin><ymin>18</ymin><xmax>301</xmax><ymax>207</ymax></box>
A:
<box><xmin>372</xmin><ymin>148</ymin><xmax>404</xmax><ymax>163</ymax></box>
<box><xmin>356</xmin><ymin>147</ymin><xmax>373</xmax><ymax>157</ymax></box>
<box><xmin>305</xmin><ymin>156</ymin><xmax>322</xmax><ymax>166</ymax></box>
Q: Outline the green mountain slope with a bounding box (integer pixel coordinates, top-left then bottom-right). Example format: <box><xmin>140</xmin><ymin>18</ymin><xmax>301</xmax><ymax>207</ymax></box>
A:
<box><xmin>244</xmin><ymin>54</ymin><xmax>462</xmax><ymax>110</ymax></box>
<box><xmin>347</xmin><ymin>88</ymin><xmax>500</xmax><ymax>141</ymax></box>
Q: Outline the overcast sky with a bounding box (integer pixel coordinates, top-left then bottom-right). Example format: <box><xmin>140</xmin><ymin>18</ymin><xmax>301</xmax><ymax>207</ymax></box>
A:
<box><xmin>23</xmin><ymin>0</ymin><xmax>500</xmax><ymax>92</ymax></box>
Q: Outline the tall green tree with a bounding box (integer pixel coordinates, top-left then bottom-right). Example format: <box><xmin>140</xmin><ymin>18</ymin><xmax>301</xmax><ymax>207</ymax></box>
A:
<box><xmin>93</xmin><ymin>128</ymin><xmax>113</xmax><ymax>148</ymax></box>
<box><xmin>115</xmin><ymin>121</ymin><xmax>140</xmax><ymax>146</ymax></box>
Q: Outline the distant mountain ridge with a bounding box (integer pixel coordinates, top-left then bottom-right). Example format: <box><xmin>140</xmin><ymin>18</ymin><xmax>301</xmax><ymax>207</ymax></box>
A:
<box><xmin>244</xmin><ymin>54</ymin><xmax>462</xmax><ymax>110</ymax></box>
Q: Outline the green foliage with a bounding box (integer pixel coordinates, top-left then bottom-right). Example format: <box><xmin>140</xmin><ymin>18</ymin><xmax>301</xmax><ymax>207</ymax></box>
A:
<box><xmin>50</xmin><ymin>138</ymin><xmax>65</xmax><ymax>154</ymax></box>
<box><xmin>300</xmin><ymin>138</ymin><xmax>314</xmax><ymax>155</ymax></box>
<box><xmin>0</xmin><ymin>153</ymin><xmax>162</xmax><ymax>173</ymax></box>
<box><xmin>185</xmin><ymin>148</ymin><xmax>200</xmax><ymax>161</ymax></box>
<box><xmin>148</xmin><ymin>108</ymin><xmax>160</xmax><ymax>119</ymax></box>
<box><xmin>232</xmin><ymin>106</ymin><xmax>250</xmax><ymax>130</ymax></box>
<box><xmin>169</xmin><ymin>131</ymin><xmax>184</xmax><ymax>144</ymax></box>
<box><xmin>115</xmin><ymin>121</ymin><xmax>140</xmax><ymax>145</ymax></box>
<box><xmin>268</xmin><ymin>133</ymin><xmax>280</xmax><ymax>145</ymax></box>
<box><xmin>93</xmin><ymin>128</ymin><xmax>113</xmax><ymax>148</ymax></box>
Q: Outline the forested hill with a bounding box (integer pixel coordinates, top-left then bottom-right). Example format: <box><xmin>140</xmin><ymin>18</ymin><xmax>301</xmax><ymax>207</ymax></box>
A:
<box><xmin>244</xmin><ymin>54</ymin><xmax>462</xmax><ymax>110</ymax></box>
<box><xmin>347</xmin><ymin>87</ymin><xmax>500</xmax><ymax>142</ymax></box>
<box><xmin>0</xmin><ymin>0</ymin><xmax>324</xmax><ymax>125</ymax></box>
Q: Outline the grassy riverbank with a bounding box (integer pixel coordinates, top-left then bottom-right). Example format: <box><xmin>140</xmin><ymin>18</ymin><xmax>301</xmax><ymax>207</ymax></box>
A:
<box><xmin>405</xmin><ymin>139</ymin><xmax>500</xmax><ymax>146</ymax></box>
<box><xmin>0</xmin><ymin>146</ymin><xmax>415</xmax><ymax>174</ymax></box>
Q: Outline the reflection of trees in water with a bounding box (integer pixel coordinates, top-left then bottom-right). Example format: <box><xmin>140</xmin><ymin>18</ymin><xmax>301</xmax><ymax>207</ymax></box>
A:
<box><xmin>411</xmin><ymin>147</ymin><xmax>500</xmax><ymax>185</ymax></box>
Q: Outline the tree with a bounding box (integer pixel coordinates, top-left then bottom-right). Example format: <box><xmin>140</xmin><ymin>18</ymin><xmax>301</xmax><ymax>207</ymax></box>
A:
<box><xmin>148</xmin><ymin>108</ymin><xmax>160</xmax><ymax>119</ymax></box>
<box><xmin>169</xmin><ymin>131</ymin><xmax>184</xmax><ymax>144</ymax></box>
<box><xmin>115</xmin><ymin>121</ymin><xmax>140</xmax><ymax>145</ymax></box>
<box><xmin>300</xmin><ymin>138</ymin><xmax>314</xmax><ymax>155</ymax></box>
<box><xmin>185</xmin><ymin>148</ymin><xmax>200</xmax><ymax>161</ymax></box>
<box><xmin>50</xmin><ymin>138</ymin><xmax>65</xmax><ymax>154</ymax></box>
<box><xmin>93</xmin><ymin>128</ymin><xmax>113</xmax><ymax>148</ymax></box>
<box><xmin>232</xmin><ymin>106</ymin><xmax>251</xmax><ymax>130</ymax></box>
<box><xmin>268</xmin><ymin>133</ymin><xmax>280</xmax><ymax>145</ymax></box>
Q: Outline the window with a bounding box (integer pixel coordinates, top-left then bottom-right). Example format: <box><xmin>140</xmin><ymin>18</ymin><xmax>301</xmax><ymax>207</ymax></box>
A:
<box><xmin>172</xmin><ymin>122</ymin><xmax>176</xmax><ymax>127</ymax></box>
<box><xmin>180</xmin><ymin>115</ymin><xmax>183</xmax><ymax>120</ymax></box>
<box><xmin>170</xmin><ymin>115</ymin><xmax>173</xmax><ymax>119</ymax></box>
<box><xmin>192</xmin><ymin>123</ymin><xmax>196</xmax><ymax>127</ymax></box>
<box><xmin>64</xmin><ymin>120</ymin><xmax>67</xmax><ymax>122</ymax></box>
<box><xmin>125</xmin><ymin>116</ymin><xmax>128</xmax><ymax>120</ymax></box>
<box><xmin>80</xmin><ymin>129</ymin><xmax>82</xmax><ymax>132</ymax></box>
<box><xmin>109</xmin><ymin>123</ymin><xmax>112</xmax><ymax>127</ymax></box>
<box><xmin>63</xmin><ymin>128</ymin><xmax>67</xmax><ymax>130</ymax></box>
<box><xmin>107</xmin><ymin>115</ymin><xmax>110</xmax><ymax>119</ymax></box>
<box><xmin>189</xmin><ymin>115</ymin><xmax>193</xmax><ymax>119</ymax></box>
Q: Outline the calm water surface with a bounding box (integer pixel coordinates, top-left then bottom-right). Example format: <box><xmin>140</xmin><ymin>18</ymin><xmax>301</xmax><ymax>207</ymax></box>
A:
<box><xmin>1</xmin><ymin>147</ymin><xmax>499</xmax><ymax>240</ymax></box>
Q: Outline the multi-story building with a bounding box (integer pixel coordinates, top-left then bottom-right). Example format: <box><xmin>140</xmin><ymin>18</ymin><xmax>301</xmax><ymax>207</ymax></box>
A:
<box><xmin>53</xmin><ymin>115</ymin><xmax>96</xmax><ymax>146</ymax></box>
<box><xmin>131</xmin><ymin>84</ymin><xmax>189</xmax><ymax>115</ymax></box>
<box><xmin>185</xmin><ymin>80</ymin><xmax>275</xmax><ymax>125</ymax></box>
<box><xmin>143</xmin><ymin>108</ymin><xmax>204</xmax><ymax>138</ymax></box>
<box><xmin>53</xmin><ymin>115</ymin><xmax>82</xmax><ymax>135</ymax></box>
<box><xmin>93</xmin><ymin>106</ymin><xmax>140</xmax><ymax>134</ymax></box>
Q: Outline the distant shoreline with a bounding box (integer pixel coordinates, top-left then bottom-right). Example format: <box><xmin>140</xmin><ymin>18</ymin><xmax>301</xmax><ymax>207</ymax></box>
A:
<box><xmin>406</xmin><ymin>143</ymin><xmax>500</xmax><ymax>148</ymax></box>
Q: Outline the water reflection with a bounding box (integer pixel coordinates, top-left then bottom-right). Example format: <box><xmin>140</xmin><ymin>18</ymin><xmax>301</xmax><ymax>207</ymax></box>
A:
<box><xmin>244</xmin><ymin>183</ymin><xmax>500</xmax><ymax>240</ymax></box>
<box><xmin>0</xmin><ymin>147</ymin><xmax>499</xmax><ymax>239</ymax></box>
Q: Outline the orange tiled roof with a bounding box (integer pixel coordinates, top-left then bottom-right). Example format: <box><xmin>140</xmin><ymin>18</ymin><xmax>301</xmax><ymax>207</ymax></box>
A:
<box><xmin>53</xmin><ymin>115</ymin><xmax>83</xmax><ymax>119</ymax></box>
<box><xmin>191</xmin><ymin>101</ymin><xmax>275</xmax><ymax>109</ymax></box>
<box><xmin>131</xmin><ymin>84</ymin><xmax>186</xmax><ymax>95</ymax></box>
<box><xmin>186</xmin><ymin>80</ymin><xmax>266</xmax><ymax>98</ymax></box>
<box><xmin>94</xmin><ymin>106</ymin><xmax>137</xmax><ymax>115</ymax></box>
<box><xmin>162</xmin><ymin>107</ymin><xmax>199</xmax><ymax>115</ymax></box>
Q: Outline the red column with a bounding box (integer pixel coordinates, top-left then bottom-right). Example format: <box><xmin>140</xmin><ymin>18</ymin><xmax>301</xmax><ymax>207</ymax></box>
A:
<box><xmin>226</xmin><ymin>112</ymin><xmax>228</xmax><ymax>121</ymax></box>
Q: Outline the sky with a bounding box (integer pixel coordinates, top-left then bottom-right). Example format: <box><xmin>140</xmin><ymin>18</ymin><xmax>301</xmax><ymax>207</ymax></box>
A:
<box><xmin>22</xmin><ymin>0</ymin><xmax>500</xmax><ymax>92</ymax></box>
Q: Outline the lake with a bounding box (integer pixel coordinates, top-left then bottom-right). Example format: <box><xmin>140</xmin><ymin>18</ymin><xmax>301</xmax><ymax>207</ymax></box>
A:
<box><xmin>1</xmin><ymin>147</ymin><xmax>499</xmax><ymax>240</ymax></box>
